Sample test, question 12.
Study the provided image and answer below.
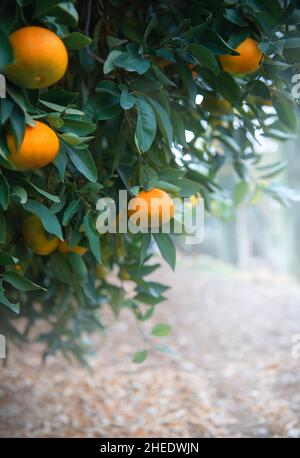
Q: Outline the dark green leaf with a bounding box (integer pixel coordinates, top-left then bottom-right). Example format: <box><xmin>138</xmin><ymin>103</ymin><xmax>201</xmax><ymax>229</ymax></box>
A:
<box><xmin>63</xmin><ymin>32</ymin><xmax>92</xmax><ymax>50</ymax></box>
<box><xmin>188</xmin><ymin>43</ymin><xmax>219</xmax><ymax>75</ymax></box>
<box><xmin>3</xmin><ymin>271</ymin><xmax>46</xmax><ymax>291</ymax></box>
<box><xmin>0</xmin><ymin>173</ymin><xmax>9</xmax><ymax>210</ymax></box>
<box><xmin>83</xmin><ymin>213</ymin><xmax>101</xmax><ymax>263</ymax></box>
<box><xmin>153</xmin><ymin>233</ymin><xmax>176</xmax><ymax>270</ymax></box>
<box><xmin>146</xmin><ymin>98</ymin><xmax>173</xmax><ymax>146</ymax></box>
<box><xmin>65</xmin><ymin>143</ymin><xmax>97</xmax><ymax>182</ymax></box>
<box><xmin>23</xmin><ymin>199</ymin><xmax>63</xmax><ymax>240</ymax></box>
<box><xmin>135</xmin><ymin>97</ymin><xmax>157</xmax><ymax>152</ymax></box>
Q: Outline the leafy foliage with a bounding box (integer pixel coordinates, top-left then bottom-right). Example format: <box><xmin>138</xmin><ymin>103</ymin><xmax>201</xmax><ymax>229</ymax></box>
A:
<box><xmin>0</xmin><ymin>0</ymin><xmax>299</xmax><ymax>363</ymax></box>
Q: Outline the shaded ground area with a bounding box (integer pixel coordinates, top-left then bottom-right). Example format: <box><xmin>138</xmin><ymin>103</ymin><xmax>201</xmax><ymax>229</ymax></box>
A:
<box><xmin>1</xmin><ymin>255</ymin><xmax>300</xmax><ymax>437</ymax></box>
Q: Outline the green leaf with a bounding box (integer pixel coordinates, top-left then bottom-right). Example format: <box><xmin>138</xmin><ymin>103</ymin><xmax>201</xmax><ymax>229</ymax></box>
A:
<box><xmin>155</xmin><ymin>181</ymin><xmax>180</xmax><ymax>193</ymax></box>
<box><xmin>65</xmin><ymin>143</ymin><xmax>97</xmax><ymax>182</ymax></box>
<box><xmin>0</xmin><ymin>250</ymin><xmax>18</xmax><ymax>265</ymax></box>
<box><xmin>23</xmin><ymin>200</ymin><xmax>63</xmax><ymax>240</ymax></box>
<box><xmin>39</xmin><ymin>99</ymin><xmax>84</xmax><ymax>115</ymax></box>
<box><xmin>146</xmin><ymin>98</ymin><xmax>173</xmax><ymax>146</ymax></box>
<box><xmin>51</xmin><ymin>252</ymin><xmax>75</xmax><ymax>285</ymax></box>
<box><xmin>272</xmin><ymin>94</ymin><xmax>297</xmax><ymax>131</ymax></box>
<box><xmin>67</xmin><ymin>252</ymin><xmax>88</xmax><ymax>283</ymax></box>
<box><xmin>135</xmin><ymin>305</ymin><xmax>155</xmax><ymax>321</ymax></box>
<box><xmin>3</xmin><ymin>271</ymin><xmax>46</xmax><ymax>291</ymax></box>
<box><xmin>40</xmin><ymin>86</ymin><xmax>78</xmax><ymax>106</ymax></box>
<box><xmin>0</xmin><ymin>280</ymin><xmax>20</xmax><ymax>313</ymax></box>
<box><xmin>0</xmin><ymin>26</ymin><xmax>13</xmax><ymax>71</ymax></box>
<box><xmin>52</xmin><ymin>2</ymin><xmax>78</xmax><ymax>26</ymax></box>
<box><xmin>34</xmin><ymin>0</ymin><xmax>65</xmax><ymax>16</ymax></box>
<box><xmin>63</xmin><ymin>32</ymin><xmax>92</xmax><ymax>50</ymax></box>
<box><xmin>63</xmin><ymin>200</ymin><xmax>81</xmax><ymax>226</ymax></box>
<box><xmin>134</xmin><ymin>292</ymin><xmax>165</xmax><ymax>306</ymax></box>
<box><xmin>171</xmin><ymin>110</ymin><xmax>187</xmax><ymax>147</ymax></box>
<box><xmin>103</xmin><ymin>50</ymin><xmax>123</xmax><ymax>74</ymax></box>
<box><xmin>140</xmin><ymin>233</ymin><xmax>152</xmax><ymax>266</ymax></box>
<box><xmin>153</xmin><ymin>233</ymin><xmax>176</xmax><ymax>270</ymax></box>
<box><xmin>216</xmin><ymin>72</ymin><xmax>242</xmax><ymax>104</ymax></box>
<box><xmin>115</xmin><ymin>44</ymin><xmax>151</xmax><ymax>74</ymax></box>
<box><xmin>107</xmin><ymin>36</ymin><xmax>128</xmax><ymax>48</ymax></box>
<box><xmin>135</xmin><ymin>97</ymin><xmax>157</xmax><ymax>152</ymax></box>
<box><xmin>196</xmin><ymin>28</ymin><xmax>238</xmax><ymax>55</ymax></box>
<box><xmin>83</xmin><ymin>213</ymin><xmax>101</xmax><ymax>263</ymax></box>
<box><xmin>54</xmin><ymin>144</ymin><xmax>68</xmax><ymax>181</ymax></box>
<box><xmin>0</xmin><ymin>173</ymin><xmax>9</xmax><ymax>210</ymax></box>
<box><xmin>61</xmin><ymin>132</ymin><xmax>94</xmax><ymax>146</ymax></box>
<box><xmin>9</xmin><ymin>106</ymin><xmax>25</xmax><ymax>149</ymax></box>
<box><xmin>1</xmin><ymin>99</ymin><xmax>14</xmax><ymax>124</ymax></box>
<box><xmin>11</xmin><ymin>185</ymin><xmax>27</xmax><ymax>204</ymax></box>
<box><xmin>85</xmin><ymin>93</ymin><xmax>121</xmax><ymax>120</ymax></box>
<box><xmin>60</xmin><ymin>119</ymin><xmax>96</xmax><ymax>136</ymax></box>
<box><xmin>120</xmin><ymin>87</ymin><xmax>135</xmax><ymax>110</ymax></box>
<box><xmin>187</xmin><ymin>43</ymin><xmax>219</xmax><ymax>75</ymax></box>
<box><xmin>95</xmin><ymin>80</ymin><xmax>120</xmax><ymax>97</ymax></box>
<box><xmin>151</xmin><ymin>323</ymin><xmax>172</xmax><ymax>337</ymax></box>
<box><xmin>23</xmin><ymin>179</ymin><xmax>60</xmax><ymax>203</ymax></box>
<box><xmin>176</xmin><ymin>56</ymin><xmax>197</xmax><ymax>101</ymax></box>
<box><xmin>133</xmin><ymin>350</ymin><xmax>148</xmax><ymax>364</ymax></box>
<box><xmin>144</xmin><ymin>14</ymin><xmax>157</xmax><ymax>50</ymax></box>
<box><xmin>139</xmin><ymin>163</ymin><xmax>158</xmax><ymax>189</ymax></box>
<box><xmin>177</xmin><ymin>178</ymin><xmax>202</xmax><ymax>197</ymax></box>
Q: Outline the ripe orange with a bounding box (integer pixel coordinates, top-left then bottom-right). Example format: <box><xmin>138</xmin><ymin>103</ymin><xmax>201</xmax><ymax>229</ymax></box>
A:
<box><xmin>5</xmin><ymin>26</ymin><xmax>68</xmax><ymax>89</ymax></box>
<box><xmin>58</xmin><ymin>240</ymin><xmax>87</xmax><ymax>256</ymax></box>
<box><xmin>7</xmin><ymin>120</ymin><xmax>60</xmax><ymax>170</ymax></box>
<box><xmin>220</xmin><ymin>38</ymin><xmax>262</xmax><ymax>75</ymax></box>
<box><xmin>23</xmin><ymin>215</ymin><xmax>59</xmax><ymax>256</ymax></box>
<box><xmin>128</xmin><ymin>188</ymin><xmax>174</xmax><ymax>227</ymax></box>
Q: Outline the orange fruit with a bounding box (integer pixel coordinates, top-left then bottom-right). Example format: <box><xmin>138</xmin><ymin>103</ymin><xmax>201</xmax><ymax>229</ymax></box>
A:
<box><xmin>220</xmin><ymin>38</ymin><xmax>262</xmax><ymax>75</ymax></box>
<box><xmin>5</xmin><ymin>26</ymin><xmax>68</xmax><ymax>89</ymax></box>
<box><xmin>23</xmin><ymin>215</ymin><xmax>59</xmax><ymax>256</ymax></box>
<box><xmin>128</xmin><ymin>188</ymin><xmax>174</xmax><ymax>227</ymax></box>
<box><xmin>7</xmin><ymin>120</ymin><xmax>60</xmax><ymax>170</ymax></box>
<box><xmin>58</xmin><ymin>240</ymin><xmax>87</xmax><ymax>256</ymax></box>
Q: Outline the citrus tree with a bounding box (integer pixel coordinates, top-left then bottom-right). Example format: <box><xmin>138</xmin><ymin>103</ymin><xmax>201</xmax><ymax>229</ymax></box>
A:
<box><xmin>0</xmin><ymin>0</ymin><xmax>299</xmax><ymax>363</ymax></box>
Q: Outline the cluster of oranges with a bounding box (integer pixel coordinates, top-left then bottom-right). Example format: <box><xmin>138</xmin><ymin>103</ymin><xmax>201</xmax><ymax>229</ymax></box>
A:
<box><xmin>23</xmin><ymin>188</ymin><xmax>175</xmax><ymax>256</ymax></box>
<box><xmin>4</xmin><ymin>26</ymin><xmax>175</xmax><ymax>255</ymax></box>
<box><xmin>22</xmin><ymin>215</ymin><xmax>87</xmax><ymax>256</ymax></box>
<box><xmin>5</xmin><ymin>27</ymin><xmax>261</xmax><ymax>257</ymax></box>
<box><xmin>5</xmin><ymin>26</ymin><xmax>68</xmax><ymax>170</ymax></box>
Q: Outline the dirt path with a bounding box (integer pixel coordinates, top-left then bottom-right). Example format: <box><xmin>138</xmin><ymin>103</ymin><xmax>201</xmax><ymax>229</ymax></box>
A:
<box><xmin>1</xmin><ymin>255</ymin><xmax>300</xmax><ymax>437</ymax></box>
